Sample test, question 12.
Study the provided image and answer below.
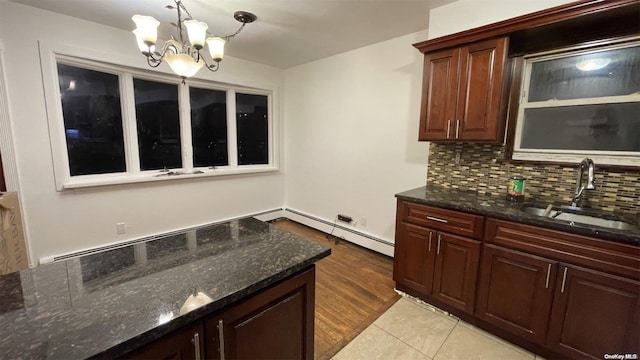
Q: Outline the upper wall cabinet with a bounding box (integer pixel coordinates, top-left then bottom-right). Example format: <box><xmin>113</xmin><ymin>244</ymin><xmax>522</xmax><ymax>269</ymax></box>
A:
<box><xmin>418</xmin><ymin>37</ymin><xmax>509</xmax><ymax>142</ymax></box>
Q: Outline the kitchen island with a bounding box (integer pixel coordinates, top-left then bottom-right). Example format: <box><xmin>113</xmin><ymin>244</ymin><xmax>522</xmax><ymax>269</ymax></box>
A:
<box><xmin>0</xmin><ymin>217</ymin><xmax>330</xmax><ymax>359</ymax></box>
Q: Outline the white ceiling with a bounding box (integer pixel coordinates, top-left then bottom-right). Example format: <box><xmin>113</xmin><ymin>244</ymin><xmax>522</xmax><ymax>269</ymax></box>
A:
<box><xmin>9</xmin><ymin>0</ymin><xmax>454</xmax><ymax>69</ymax></box>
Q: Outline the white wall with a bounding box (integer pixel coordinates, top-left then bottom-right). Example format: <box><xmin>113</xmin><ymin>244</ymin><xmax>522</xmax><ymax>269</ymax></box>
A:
<box><xmin>283</xmin><ymin>0</ymin><xmax>582</xmax><ymax>254</ymax></box>
<box><xmin>428</xmin><ymin>0</ymin><xmax>577</xmax><ymax>39</ymax></box>
<box><xmin>0</xmin><ymin>2</ymin><xmax>285</xmax><ymax>264</ymax></box>
<box><xmin>284</xmin><ymin>30</ymin><xmax>431</xmax><ymax>250</ymax></box>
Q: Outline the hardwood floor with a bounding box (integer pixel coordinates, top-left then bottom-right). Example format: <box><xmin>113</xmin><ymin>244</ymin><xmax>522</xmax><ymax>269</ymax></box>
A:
<box><xmin>271</xmin><ymin>219</ymin><xmax>400</xmax><ymax>360</ymax></box>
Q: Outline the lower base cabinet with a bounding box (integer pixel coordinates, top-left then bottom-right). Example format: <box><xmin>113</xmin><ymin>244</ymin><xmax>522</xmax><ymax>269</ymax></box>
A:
<box><xmin>547</xmin><ymin>264</ymin><xmax>640</xmax><ymax>359</ymax></box>
<box><xmin>205</xmin><ymin>267</ymin><xmax>314</xmax><ymax>360</ymax></box>
<box><xmin>395</xmin><ymin>200</ymin><xmax>640</xmax><ymax>360</ymax></box>
<box><xmin>123</xmin><ymin>267</ymin><xmax>315</xmax><ymax>360</ymax></box>
<box><xmin>475</xmin><ymin>244</ymin><xmax>557</xmax><ymax>345</ymax></box>
<box><xmin>394</xmin><ymin>223</ymin><xmax>480</xmax><ymax>314</ymax></box>
<box><xmin>431</xmin><ymin>233</ymin><xmax>480</xmax><ymax>314</ymax></box>
<box><xmin>124</xmin><ymin>322</ymin><xmax>205</xmax><ymax>360</ymax></box>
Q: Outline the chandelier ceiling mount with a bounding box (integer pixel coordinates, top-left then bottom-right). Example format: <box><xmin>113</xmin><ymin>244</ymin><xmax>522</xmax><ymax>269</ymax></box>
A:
<box><xmin>132</xmin><ymin>0</ymin><xmax>257</xmax><ymax>81</ymax></box>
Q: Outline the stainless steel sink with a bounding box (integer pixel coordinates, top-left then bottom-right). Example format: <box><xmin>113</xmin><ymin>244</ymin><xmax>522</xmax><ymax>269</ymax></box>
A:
<box><xmin>520</xmin><ymin>205</ymin><xmax>637</xmax><ymax>231</ymax></box>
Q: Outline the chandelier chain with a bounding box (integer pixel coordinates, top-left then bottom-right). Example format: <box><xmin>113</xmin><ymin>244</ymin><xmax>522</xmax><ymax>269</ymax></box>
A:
<box><xmin>175</xmin><ymin>0</ymin><xmax>248</xmax><ymax>41</ymax></box>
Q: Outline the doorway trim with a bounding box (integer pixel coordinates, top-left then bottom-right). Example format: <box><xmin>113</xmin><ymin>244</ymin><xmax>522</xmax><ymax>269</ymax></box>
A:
<box><xmin>0</xmin><ymin>47</ymin><xmax>19</xmax><ymax>191</ymax></box>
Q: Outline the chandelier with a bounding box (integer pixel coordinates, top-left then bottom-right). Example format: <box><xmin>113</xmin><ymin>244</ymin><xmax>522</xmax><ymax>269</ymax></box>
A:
<box><xmin>132</xmin><ymin>0</ymin><xmax>257</xmax><ymax>80</ymax></box>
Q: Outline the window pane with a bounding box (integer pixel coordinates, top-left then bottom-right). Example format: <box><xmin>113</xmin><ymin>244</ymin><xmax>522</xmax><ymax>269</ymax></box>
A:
<box><xmin>134</xmin><ymin>79</ymin><xmax>182</xmax><ymax>170</ymax></box>
<box><xmin>190</xmin><ymin>87</ymin><xmax>228</xmax><ymax>167</ymax></box>
<box><xmin>528</xmin><ymin>45</ymin><xmax>640</xmax><ymax>102</ymax></box>
<box><xmin>57</xmin><ymin>64</ymin><xmax>126</xmax><ymax>176</ymax></box>
<box><xmin>236</xmin><ymin>93</ymin><xmax>268</xmax><ymax>165</ymax></box>
<box><xmin>520</xmin><ymin>103</ymin><xmax>640</xmax><ymax>151</ymax></box>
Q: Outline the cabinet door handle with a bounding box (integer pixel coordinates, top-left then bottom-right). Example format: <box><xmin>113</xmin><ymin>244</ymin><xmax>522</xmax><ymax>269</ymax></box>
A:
<box><xmin>191</xmin><ymin>332</ymin><xmax>201</xmax><ymax>360</ymax></box>
<box><xmin>446</xmin><ymin>120</ymin><xmax>451</xmax><ymax>139</ymax></box>
<box><xmin>545</xmin><ymin>263</ymin><xmax>551</xmax><ymax>289</ymax></box>
<box><xmin>560</xmin><ymin>267</ymin><xmax>568</xmax><ymax>293</ymax></box>
<box><xmin>218</xmin><ymin>319</ymin><xmax>226</xmax><ymax>360</ymax></box>
<box><xmin>426</xmin><ymin>216</ymin><xmax>448</xmax><ymax>223</ymax></box>
<box><xmin>437</xmin><ymin>234</ymin><xmax>442</xmax><ymax>255</ymax></box>
<box><xmin>455</xmin><ymin>119</ymin><xmax>460</xmax><ymax>139</ymax></box>
<box><xmin>428</xmin><ymin>232</ymin><xmax>432</xmax><ymax>252</ymax></box>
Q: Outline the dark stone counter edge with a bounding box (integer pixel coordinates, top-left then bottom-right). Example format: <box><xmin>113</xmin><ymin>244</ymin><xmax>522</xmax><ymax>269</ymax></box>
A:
<box><xmin>395</xmin><ymin>194</ymin><xmax>640</xmax><ymax>246</ymax></box>
<box><xmin>90</xmin><ymin>250</ymin><xmax>330</xmax><ymax>359</ymax></box>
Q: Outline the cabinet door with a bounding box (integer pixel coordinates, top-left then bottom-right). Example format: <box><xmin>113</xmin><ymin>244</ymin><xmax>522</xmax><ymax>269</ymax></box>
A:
<box><xmin>547</xmin><ymin>264</ymin><xmax>640</xmax><ymax>359</ymax></box>
<box><xmin>123</xmin><ymin>322</ymin><xmax>205</xmax><ymax>360</ymax></box>
<box><xmin>431</xmin><ymin>232</ymin><xmax>480</xmax><ymax>314</ymax></box>
<box><xmin>393</xmin><ymin>222</ymin><xmax>436</xmax><ymax>296</ymax></box>
<box><xmin>475</xmin><ymin>244</ymin><xmax>557</xmax><ymax>345</ymax></box>
<box><xmin>456</xmin><ymin>37</ymin><xmax>508</xmax><ymax>141</ymax></box>
<box><xmin>206</xmin><ymin>268</ymin><xmax>315</xmax><ymax>360</ymax></box>
<box><xmin>418</xmin><ymin>47</ymin><xmax>460</xmax><ymax>141</ymax></box>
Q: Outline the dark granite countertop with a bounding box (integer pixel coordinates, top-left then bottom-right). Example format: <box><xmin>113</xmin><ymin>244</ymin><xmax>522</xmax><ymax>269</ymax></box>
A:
<box><xmin>396</xmin><ymin>186</ymin><xmax>640</xmax><ymax>246</ymax></box>
<box><xmin>0</xmin><ymin>218</ymin><xmax>330</xmax><ymax>359</ymax></box>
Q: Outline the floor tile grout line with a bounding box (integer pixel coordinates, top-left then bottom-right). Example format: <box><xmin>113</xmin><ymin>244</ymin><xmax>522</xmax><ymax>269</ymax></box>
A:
<box><xmin>379</xmin><ymin>297</ymin><xmax>460</xmax><ymax>359</ymax></box>
<box><xmin>430</xmin><ymin>317</ymin><xmax>459</xmax><ymax>359</ymax></box>
<box><xmin>398</xmin><ymin>296</ymin><xmax>537</xmax><ymax>359</ymax></box>
<box><xmin>372</xmin><ymin>323</ymin><xmax>435</xmax><ymax>359</ymax></box>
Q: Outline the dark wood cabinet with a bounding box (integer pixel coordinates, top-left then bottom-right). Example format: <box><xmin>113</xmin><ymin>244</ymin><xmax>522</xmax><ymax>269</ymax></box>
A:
<box><xmin>394</xmin><ymin>200</ymin><xmax>481</xmax><ymax>314</ymax></box>
<box><xmin>393</xmin><ymin>222</ymin><xmax>435</xmax><ymax>296</ymax></box>
<box><xmin>482</xmin><ymin>218</ymin><xmax>640</xmax><ymax>358</ymax></box>
<box><xmin>475</xmin><ymin>244</ymin><xmax>557</xmax><ymax>345</ymax></box>
<box><xmin>432</xmin><ymin>232</ymin><xmax>480</xmax><ymax>313</ymax></box>
<box><xmin>123</xmin><ymin>267</ymin><xmax>315</xmax><ymax>360</ymax></box>
<box><xmin>395</xmin><ymin>200</ymin><xmax>640</xmax><ymax>359</ymax></box>
<box><xmin>124</xmin><ymin>322</ymin><xmax>205</xmax><ymax>360</ymax></box>
<box><xmin>418</xmin><ymin>37</ymin><xmax>508</xmax><ymax>142</ymax></box>
<box><xmin>419</xmin><ymin>48</ymin><xmax>458</xmax><ymax>141</ymax></box>
<box><xmin>206</xmin><ymin>267</ymin><xmax>315</xmax><ymax>360</ymax></box>
<box><xmin>547</xmin><ymin>264</ymin><xmax>640</xmax><ymax>359</ymax></box>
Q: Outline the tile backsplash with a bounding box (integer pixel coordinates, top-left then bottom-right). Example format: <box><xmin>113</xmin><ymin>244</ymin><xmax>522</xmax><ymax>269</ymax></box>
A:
<box><xmin>426</xmin><ymin>143</ymin><xmax>639</xmax><ymax>215</ymax></box>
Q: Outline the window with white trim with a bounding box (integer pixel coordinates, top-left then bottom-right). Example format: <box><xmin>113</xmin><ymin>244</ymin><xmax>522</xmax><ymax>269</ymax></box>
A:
<box><xmin>513</xmin><ymin>39</ymin><xmax>640</xmax><ymax>166</ymax></box>
<box><xmin>49</xmin><ymin>56</ymin><xmax>276</xmax><ymax>190</ymax></box>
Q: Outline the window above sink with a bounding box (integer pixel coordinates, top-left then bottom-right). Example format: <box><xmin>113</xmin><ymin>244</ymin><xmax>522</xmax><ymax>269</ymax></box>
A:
<box><xmin>513</xmin><ymin>37</ymin><xmax>640</xmax><ymax>166</ymax></box>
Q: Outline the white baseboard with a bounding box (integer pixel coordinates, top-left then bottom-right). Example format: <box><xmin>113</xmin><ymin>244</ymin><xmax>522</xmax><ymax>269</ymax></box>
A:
<box><xmin>283</xmin><ymin>208</ymin><xmax>394</xmax><ymax>257</ymax></box>
<box><xmin>253</xmin><ymin>208</ymin><xmax>285</xmax><ymax>222</ymax></box>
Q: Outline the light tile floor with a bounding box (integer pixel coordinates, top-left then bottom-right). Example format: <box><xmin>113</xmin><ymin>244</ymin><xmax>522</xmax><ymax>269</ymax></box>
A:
<box><xmin>333</xmin><ymin>297</ymin><xmax>547</xmax><ymax>360</ymax></box>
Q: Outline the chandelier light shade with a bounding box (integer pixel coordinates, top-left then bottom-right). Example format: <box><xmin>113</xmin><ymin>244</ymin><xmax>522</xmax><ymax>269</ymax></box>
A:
<box><xmin>207</xmin><ymin>37</ymin><xmax>226</xmax><ymax>62</ymax></box>
<box><xmin>132</xmin><ymin>0</ymin><xmax>256</xmax><ymax>81</ymax></box>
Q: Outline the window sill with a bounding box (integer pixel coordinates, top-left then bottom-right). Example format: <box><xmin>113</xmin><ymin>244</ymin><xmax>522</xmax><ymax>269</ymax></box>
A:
<box><xmin>61</xmin><ymin>166</ymin><xmax>279</xmax><ymax>190</ymax></box>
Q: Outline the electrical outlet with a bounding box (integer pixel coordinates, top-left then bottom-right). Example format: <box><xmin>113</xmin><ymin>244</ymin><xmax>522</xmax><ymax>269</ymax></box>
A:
<box><xmin>360</xmin><ymin>216</ymin><xmax>367</xmax><ymax>227</ymax></box>
<box><xmin>116</xmin><ymin>222</ymin><xmax>126</xmax><ymax>235</ymax></box>
<box><xmin>337</xmin><ymin>214</ymin><xmax>353</xmax><ymax>223</ymax></box>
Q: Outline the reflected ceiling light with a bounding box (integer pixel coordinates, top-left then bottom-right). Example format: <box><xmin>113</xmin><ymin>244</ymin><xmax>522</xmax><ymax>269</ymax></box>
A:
<box><xmin>575</xmin><ymin>58</ymin><xmax>611</xmax><ymax>71</ymax></box>
<box><xmin>132</xmin><ymin>0</ymin><xmax>257</xmax><ymax>81</ymax></box>
<box><xmin>180</xmin><ymin>291</ymin><xmax>213</xmax><ymax>315</ymax></box>
<box><xmin>157</xmin><ymin>311</ymin><xmax>174</xmax><ymax>325</ymax></box>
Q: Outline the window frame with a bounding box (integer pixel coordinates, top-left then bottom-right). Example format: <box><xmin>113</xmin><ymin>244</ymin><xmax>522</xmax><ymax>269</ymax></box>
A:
<box><xmin>41</xmin><ymin>46</ymin><xmax>278</xmax><ymax>191</ymax></box>
<box><xmin>512</xmin><ymin>38</ymin><xmax>640</xmax><ymax>166</ymax></box>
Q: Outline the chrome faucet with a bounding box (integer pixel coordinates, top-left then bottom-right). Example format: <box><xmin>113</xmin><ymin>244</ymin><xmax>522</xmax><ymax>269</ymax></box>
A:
<box><xmin>571</xmin><ymin>158</ymin><xmax>596</xmax><ymax>207</ymax></box>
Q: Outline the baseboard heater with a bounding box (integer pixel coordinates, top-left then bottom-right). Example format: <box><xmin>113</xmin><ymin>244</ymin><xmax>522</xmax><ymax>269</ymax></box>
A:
<box><xmin>284</xmin><ymin>208</ymin><xmax>394</xmax><ymax>247</ymax></box>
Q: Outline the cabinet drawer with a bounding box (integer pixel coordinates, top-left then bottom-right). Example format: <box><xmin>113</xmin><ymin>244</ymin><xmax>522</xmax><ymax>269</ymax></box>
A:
<box><xmin>485</xmin><ymin>218</ymin><xmax>640</xmax><ymax>280</ymax></box>
<box><xmin>400</xmin><ymin>201</ymin><xmax>484</xmax><ymax>239</ymax></box>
